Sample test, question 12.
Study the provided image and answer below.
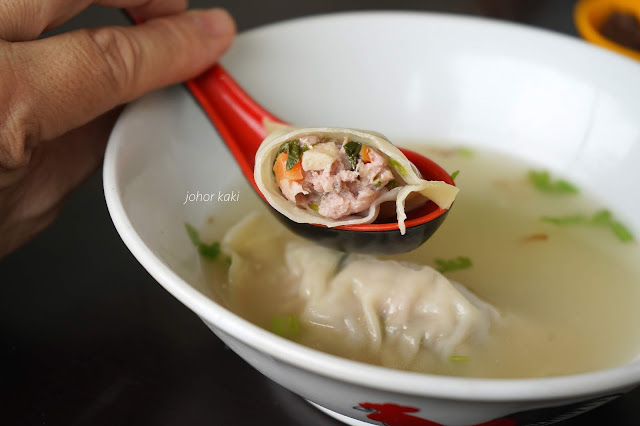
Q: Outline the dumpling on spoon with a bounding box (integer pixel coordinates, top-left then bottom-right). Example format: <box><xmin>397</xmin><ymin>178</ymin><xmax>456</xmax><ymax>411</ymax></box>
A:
<box><xmin>254</xmin><ymin>125</ymin><xmax>459</xmax><ymax>234</ymax></box>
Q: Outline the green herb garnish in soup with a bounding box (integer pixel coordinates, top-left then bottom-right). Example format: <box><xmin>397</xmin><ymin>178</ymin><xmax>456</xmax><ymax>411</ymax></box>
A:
<box><xmin>528</xmin><ymin>170</ymin><xmax>578</xmax><ymax>194</ymax></box>
<box><xmin>610</xmin><ymin>221</ymin><xmax>634</xmax><ymax>243</ymax></box>
<box><xmin>271</xmin><ymin>315</ymin><xmax>300</xmax><ymax>339</ymax></box>
<box><xmin>198</xmin><ymin>241</ymin><xmax>221</xmax><ymax>259</ymax></box>
<box><xmin>458</xmin><ymin>147</ymin><xmax>474</xmax><ymax>158</ymax></box>
<box><xmin>541</xmin><ymin>214</ymin><xmax>588</xmax><ymax>226</ymax></box>
<box><xmin>201</xmin><ymin>146</ymin><xmax>640</xmax><ymax>380</ymax></box>
<box><xmin>184</xmin><ymin>222</ymin><xmax>221</xmax><ymax>260</ymax></box>
<box><xmin>185</xmin><ymin>222</ymin><xmax>201</xmax><ymax>246</ymax></box>
<box><xmin>542</xmin><ymin>209</ymin><xmax>634</xmax><ymax>242</ymax></box>
<box><xmin>434</xmin><ymin>256</ymin><xmax>473</xmax><ymax>274</ymax></box>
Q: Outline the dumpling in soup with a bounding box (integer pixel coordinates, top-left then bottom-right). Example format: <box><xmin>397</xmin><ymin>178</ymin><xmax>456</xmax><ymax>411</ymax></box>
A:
<box><xmin>222</xmin><ymin>213</ymin><xmax>500</xmax><ymax>367</ymax></box>
<box><xmin>285</xmin><ymin>242</ymin><xmax>499</xmax><ymax>365</ymax></box>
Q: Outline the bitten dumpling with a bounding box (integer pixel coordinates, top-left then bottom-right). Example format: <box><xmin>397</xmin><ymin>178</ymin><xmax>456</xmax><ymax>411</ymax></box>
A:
<box><xmin>254</xmin><ymin>125</ymin><xmax>459</xmax><ymax>234</ymax></box>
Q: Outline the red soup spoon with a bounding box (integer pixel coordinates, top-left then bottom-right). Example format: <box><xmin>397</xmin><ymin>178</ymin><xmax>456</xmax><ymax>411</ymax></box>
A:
<box><xmin>186</xmin><ymin>65</ymin><xmax>455</xmax><ymax>254</ymax></box>
<box><xmin>126</xmin><ymin>6</ymin><xmax>455</xmax><ymax>254</ymax></box>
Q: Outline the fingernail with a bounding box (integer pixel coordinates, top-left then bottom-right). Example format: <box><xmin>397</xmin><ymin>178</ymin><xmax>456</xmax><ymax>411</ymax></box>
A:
<box><xmin>193</xmin><ymin>9</ymin><xmax>236</xmax><ymax>38</ymax></box>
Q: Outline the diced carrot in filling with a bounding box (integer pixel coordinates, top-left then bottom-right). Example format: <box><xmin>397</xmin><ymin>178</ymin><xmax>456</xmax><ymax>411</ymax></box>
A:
<box><xmin>275</xmin><ymin>138</ymin><xmax>398</xmax><ymax>219</ymax></box>
<box><xmin>360</xmin><ymin>145</ymin><xmax>372</xmax><ymax>163</ymax></box>
<box><xmin>274</xmin><ymin>152</ymin><xmax>304</xmax><ymax>182</ymax></box>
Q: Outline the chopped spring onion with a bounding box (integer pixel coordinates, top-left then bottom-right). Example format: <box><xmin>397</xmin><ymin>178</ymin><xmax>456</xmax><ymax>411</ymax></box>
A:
<box><xmin>185</xmin><ymin>222</ymin><xmax>201</xmax><ymax>246</ymax></box>
<box><xmin>198</xmin><ymin>242</ymin><xmax>220</xmax><ymax>259</ymax></box>
<box><xmin>184</xmin><ymin>222</ymin><xmax>221</xmax><ymax>260</ymax></box>
<box><xmin>276</xmin><ymin>140</ymin><xmax>308</xmax><ymax>171</ymax></box>
<box><xmin>541</xmin><ymin>215</ymin><xmax>587</xmax><ymax>226</ymax></box>
<box><xmin>528</xmin><ymin>170</ymin><xmax>578</xmax><ymax>194</ymax></box>
<box><xmin>449</xmin><ymin>355</ymin><xmax>470</xmax><ymax>362</ymax></box>
<box><xmin>343</xmin><ymin>141</ymin><xmax>362</xmax><ymax>170</ymax></box>
<box><xmin>591</xmin><ymin>209</ymin><xmax>613</xmax><ymax>225</ymax></box>
<box><xmin>458</xmin><ymin>148</ymin><xmax>474</xmax><ymax>158</ymax></box>
<box><xmin>611</xmin><ymin>221</ymin><xmax>634</xmax><ymax>243</ymax></box>
<box><xmin>541</xmin><ymin>209</ymin><xmax>634</xmax><ymax>242</ymax></box>
<box><xmin>386</xmin><ymin>179</ymin><xmax>399</xmax><ymax>189</ymax></box>
<box><xmin>387</xmin><ymin>158</ymin><xmax>407</xmax><ymax>178</ymax></box>
<box><xmin>271</xmin><ymin>315</ymin><xmax>300</xmax><ymax>338</ymax></box>
<box><xmin>435</xmin><ymin>256</ymin><xmax>473</xmax><ymax>274</ymax></box>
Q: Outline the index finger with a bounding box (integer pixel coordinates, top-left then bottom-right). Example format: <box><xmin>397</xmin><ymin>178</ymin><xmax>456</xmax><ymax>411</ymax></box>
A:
<box><xmin>9</xmin><ymin>8</ymin><xmax>235</xmax><ymax>144</ymax></box>
<box><xmin>100</xmin><ymin>0</ymin><xmax>188</xmax><ymax>20</ymax></box>
<box><xmin>0</xmin><ymin>0</ymin><xmax>188</xmax><ymax>42</ymax></box>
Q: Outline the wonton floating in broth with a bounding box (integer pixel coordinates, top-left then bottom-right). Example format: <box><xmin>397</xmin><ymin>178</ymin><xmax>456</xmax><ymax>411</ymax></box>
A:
<box><xmin>286</xmin><ymin>241</ymin><xmax>499</xmax><ymax>364</ymax></box>
<box><xmin>222</xmin><ymin>213</ymin><xmax>499</xmax><ymax>367</ymax></box>
<box><xmin>199</xmin><ymin>147</ymin><xmax>640</xmax><ymax>378</ymax></box>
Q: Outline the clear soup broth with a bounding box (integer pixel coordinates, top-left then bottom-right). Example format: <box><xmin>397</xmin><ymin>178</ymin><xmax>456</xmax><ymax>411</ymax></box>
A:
<box><xmin>199</xmin><ymin>147</ymin><xmax>640</xmax><ymax>378</ymax></box>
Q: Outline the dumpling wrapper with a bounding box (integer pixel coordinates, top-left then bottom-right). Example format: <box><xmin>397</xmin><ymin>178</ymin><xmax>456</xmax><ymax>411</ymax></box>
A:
<box><xmin>254</xmin><ymin>126</ymin><xmax>459</xmax><ymax>234</ymax></box>
<box><xmin>222</xmin><ymin>212</ymin><xmax>500</xmax><ymax>366</ymax></box>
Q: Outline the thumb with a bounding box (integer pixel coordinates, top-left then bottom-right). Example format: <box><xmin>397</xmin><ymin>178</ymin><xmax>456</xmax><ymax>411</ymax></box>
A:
<box><xmin>12</xmin><ymin>8</ymin><xmax>235</xmax><ymax>144</ymax></box>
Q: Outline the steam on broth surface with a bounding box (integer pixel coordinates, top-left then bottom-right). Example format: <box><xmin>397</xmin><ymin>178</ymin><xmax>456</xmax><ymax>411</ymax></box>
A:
<box><xmin>197</xmin><ymin>147</ymin><xmax>640</xmax><ymax>379</ymax></box>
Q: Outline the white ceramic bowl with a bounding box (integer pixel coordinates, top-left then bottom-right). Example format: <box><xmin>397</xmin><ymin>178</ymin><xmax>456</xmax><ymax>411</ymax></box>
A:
<box><xmin>104</xmin><ymin>12</ymin><xmax>640</xmax><ymax>426</ymax></box>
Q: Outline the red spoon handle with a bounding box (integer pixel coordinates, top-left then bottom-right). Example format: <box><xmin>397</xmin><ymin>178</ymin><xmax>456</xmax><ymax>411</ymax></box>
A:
<box><xmin>186</xmin><ymin>67</ymin><xmax>284</xmax><ymax>190</ymax></box>
<box><xmin>125</xmin><ymin>11</ymin><xmax>281</xmax><ymax>192</ymax></box>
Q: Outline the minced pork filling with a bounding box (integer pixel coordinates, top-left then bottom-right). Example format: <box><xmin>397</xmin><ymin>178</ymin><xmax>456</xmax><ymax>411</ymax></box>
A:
<box><xmin>273</xmin><ymin>136</ymin><xmax>396</xmax><ymax>219</ymax></box>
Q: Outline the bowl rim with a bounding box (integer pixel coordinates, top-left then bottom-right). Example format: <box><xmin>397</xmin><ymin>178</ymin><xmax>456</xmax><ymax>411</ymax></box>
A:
<box><xmin>104</xmin><ymin>10</ymin><xmax>640</xmax><ymax>402</ymax></box>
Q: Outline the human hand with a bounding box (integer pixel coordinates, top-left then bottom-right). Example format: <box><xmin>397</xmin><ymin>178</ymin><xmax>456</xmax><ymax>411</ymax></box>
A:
<box><xmin>0</xmin><ymin>1</ymin><xmax>235</xmax><ymax>258</ymax></box>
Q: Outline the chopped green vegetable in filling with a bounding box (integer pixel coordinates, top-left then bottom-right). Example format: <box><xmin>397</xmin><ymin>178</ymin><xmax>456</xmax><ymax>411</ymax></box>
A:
<box><xmin>528</xmin><ymin>170</ymin><xmax>578</xmax><ymax>194</ymax></box>
<box><xmin>541</xmin><ymin>209</ymin><xmax>634</xmax><ymax>242</ymax></box>
<box><xmin>343</xmin><ymin>141</ymin><xmax>362</xmax><ymax>170</ymax></box>
<box><xmin>184</xmin><ymin>222</ymin><xmax>221</xmax><ymax>260</ymax></box>
<box><xmin>387</xmin><ymin>158</ymin><xmax>407</xmax><ymax>178</ymax></box>
<box><xmin>449</xmin><ymin>355</ymin><xmax>470</xmax><ymax>362</ymax></box>
<box><xmin>276</xmin><ymin>140</ymin><xmax>308</xmax><ymax>170</ymax></box>
<box><xmin>386</xmin><ymin>179</ymin><xmax>398</xmax><ymax>189</ymax></box>
<box><xmin>309</xmin><ymin>202</ymin><xmax>319</xmax><ymax>212</ymax></box>
<box><xmin>450</xmin><ymin>170</ymin><xmax>460</xmax><ymax>181</ymax></box>
<box><xmin>270</xmin><ymin>315</ymin><xmax>300</xmax><ymax>338</ymax></box>
<box><xmin>434</xmin><ymin>256</ymin><xmax>473</xmax><ymax>274</ymax></box>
